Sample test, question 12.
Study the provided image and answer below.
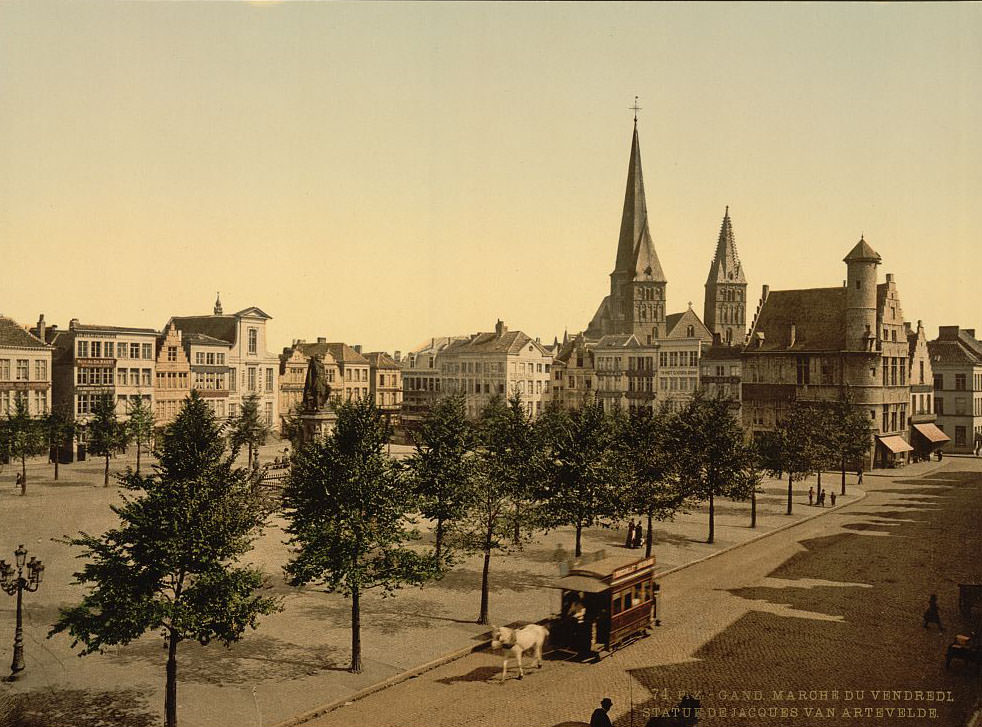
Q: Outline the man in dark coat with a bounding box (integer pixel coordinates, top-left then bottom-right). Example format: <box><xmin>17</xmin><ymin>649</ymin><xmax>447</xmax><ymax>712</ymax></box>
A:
<box><xmin>591</xmin><ymin>697</ymin><xmax>613</xmax><ymax>727</ymax></box>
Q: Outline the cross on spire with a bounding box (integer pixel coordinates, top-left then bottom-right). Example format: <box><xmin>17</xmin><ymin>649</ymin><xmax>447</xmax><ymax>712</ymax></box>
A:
<box><xmin>629</xmin><ymin>96</ymin><xmax>642</xmax><ymax>125</ymax></box>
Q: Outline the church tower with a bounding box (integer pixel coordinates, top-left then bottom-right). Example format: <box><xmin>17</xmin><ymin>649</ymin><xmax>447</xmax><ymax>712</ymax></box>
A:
<box><xmin>590</xmin><ymin>118</ymin><xmax>667</xmax><ymax>342</ymax></box>
<box><xmin>703</xmin><ymin>207</ymin><xmax>747</xmax><ymax>345</ymax></box>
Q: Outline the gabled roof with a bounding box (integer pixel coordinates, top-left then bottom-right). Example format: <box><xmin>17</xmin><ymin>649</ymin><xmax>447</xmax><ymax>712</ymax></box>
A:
<box><xmin>446</xmin><ymin>329</ymin><xmax>549</xmax><ymax>357</ymax></box>
<box><xmin>744</xmin><ymin>287</ymin><xmax>847</xmax><ymax>352</ymax></box>
<box><xmin>613</xmin><ymin>124</ymin><xmax>666</xmax><ymax>283</ymax></box>
<box><xmin>0</xmin><ymin>316</ymin><xmax>50</xmax><ymax>349</ymax></box>
<box><xmin>365</xmin><ymin>352</ymin><xmax>400</xmax><ymax>369</ymax></box>
<box><xmin>701</xmin><ymin>344</ymin><xmax>743</xmax><ymax>361</ymax></box>
<box><xmin>927</xmin><ymin>340</ymin><xmax>978</xmax><ymax>366</ymax></box>
<box><xmin>585</xmin><ymin>296</ymin><xmax>612</xmax><ymax>339</ymax></box>
<box><xmin>665</xmin><ymin>308</ymin><xmax>713</xmax><ymax>341</ymax></box>
<box><xmin>233</xmin><ymin>307</ymin><xmax>272</xmax><ymax>320</ymax></box>
<box><xmin>594</xmin><ymin>334</ymin><xmax>637</xmax><ymax>348</ymax></box>
<box><xmin>843</xmin><ymin>236</ymin><xmax>881</xmax><ymax>264</ymax></box>
<box><xmin>170</xmin><ymin>316</ymin><xmax>238</xmax><ymax>345</ymax></box>
<box><xmin>706</xmin><ymin>207</ymin><xmax>746</xmax><ymax>285</ymax></box>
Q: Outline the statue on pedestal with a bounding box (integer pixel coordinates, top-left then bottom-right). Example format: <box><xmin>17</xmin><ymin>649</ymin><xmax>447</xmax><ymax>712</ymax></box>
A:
<box><xmin>302</xmin><ymin>355</ymin><xmax>332</xmax><ymax>412</ymax></box>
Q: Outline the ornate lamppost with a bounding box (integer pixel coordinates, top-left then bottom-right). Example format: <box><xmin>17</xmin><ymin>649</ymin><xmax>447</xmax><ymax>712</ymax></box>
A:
<box><xmin>0</xmin><ymin>545</ymin><xmax>45</xmax><ymax>680</ymax></box>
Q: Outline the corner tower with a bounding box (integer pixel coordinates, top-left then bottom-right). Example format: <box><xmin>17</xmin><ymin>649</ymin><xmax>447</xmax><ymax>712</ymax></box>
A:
<box><xmin>844</xmin><ymin>236</ymin><xmax>881</xmax><ymax>351</ymax></box>
<box><xmin>703</xmin><ymin>207</ymin><xmax>747</xmax><ymax>345</ymax></box>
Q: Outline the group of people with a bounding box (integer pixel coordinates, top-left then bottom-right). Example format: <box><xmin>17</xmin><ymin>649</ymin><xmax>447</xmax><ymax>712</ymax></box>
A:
<box><xmin>807</xmin><ymin>487</ymin><xmax>836</xmax><ymax>507</ymax></box>
<box><xmin>624</xmin><ymin>520</ymin><xmax>645</xmax><ymax>549</ymax></box>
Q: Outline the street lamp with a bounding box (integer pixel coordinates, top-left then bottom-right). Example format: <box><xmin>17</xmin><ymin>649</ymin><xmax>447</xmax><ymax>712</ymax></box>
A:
<box><xmin>0</xmin><ymin>544</ymin><xmax>45</xmax><ymax>680</ymax></box>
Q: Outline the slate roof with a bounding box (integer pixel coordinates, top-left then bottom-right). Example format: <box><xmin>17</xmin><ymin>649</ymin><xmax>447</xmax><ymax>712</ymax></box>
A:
<box><xmin>71</xmin><ymin>323</ymin><xmax>158</xmax><ymax>335</ymax></box>
<box><xmin>0</xmin><ymin>316</ymin><xmax>50</xmax><ymax>349</ymax></box>
<box><xmin>745</xmin><ymin>287</ymin><xmax>847</xmax><ymax>352</ymax></box>
<box><xmin>170</xmin><ymin>316</ymin><xmax>238</xmax><ymax>344</ymax></box>
<box><xmin>928</xmin><ymin>331</ymin><xmax>982</xmax><ymax>367</ymax></box>
<box><xmin>296</xmin><ymin>341</ymin><xmax>368</xmax><ymax>366</ymax></box>
<box><xmin>613</xmin><ymin>124</ymin><xmax>666</xmax><ymax>283</ymax></box>
<box><xmin>365</xmin><ymin>352</ymin><xmax>400</xmax><ymax>369</ymax></box>
<box><xmin>843</xmin><ymin>236</ymin><xmax>881</xmax><ymax>263</ymax></box>
<box><xmin>701</xmin><ymin>344</ymin><xmax>744</xmax><ymax>361</ymax></box>
<box><xmin>183</xmin><ymin>332</ymin><xmax>231</xmax><ymax>347</ymax></box>
<box><xmin>446</xmin><ymin>329</ymin><xmax>547</xmax><ymax>356</ymax></box>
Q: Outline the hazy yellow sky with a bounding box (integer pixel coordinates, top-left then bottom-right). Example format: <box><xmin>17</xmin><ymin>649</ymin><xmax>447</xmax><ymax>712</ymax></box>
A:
<box><xmin>1</xmin><ymin>2</ymin><xmax>980</xmax><ymax>354</ymax></box>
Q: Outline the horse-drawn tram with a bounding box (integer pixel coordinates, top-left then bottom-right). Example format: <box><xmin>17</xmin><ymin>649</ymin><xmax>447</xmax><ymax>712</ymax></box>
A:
<box><xmin>548</xmin><ymin>551</ymin><xmax>659</xmax><ymax>661</ymax></box>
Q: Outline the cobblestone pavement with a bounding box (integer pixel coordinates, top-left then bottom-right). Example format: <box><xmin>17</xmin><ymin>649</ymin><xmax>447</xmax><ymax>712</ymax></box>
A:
<box><xmin>302</xmin><ymin>458</ymin><xmax>982</xmax><ymax>727</ymax></box>
<box><xmin>0</xmin><ymin>445</ymin><xmax>975</xmax><ymax>727</ymax></box>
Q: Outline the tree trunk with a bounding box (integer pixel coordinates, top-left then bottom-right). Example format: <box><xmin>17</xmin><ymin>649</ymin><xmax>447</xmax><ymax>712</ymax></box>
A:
<box><xmin>512</xmin><ymin>501</ymin><xmax>521</xmax><ymax>545</ymax></box>
<box><xmin>478</xmin><ymin>538</ymin><xmax>492</xmax><ymax>625</ymax></box>
<box><xmin>751</xmin><ymin>490</ymin><xmax>757</xmax><ymax>528</ymax></box>
<box><xmin>817</xmin><ymin>469</ymin><xmax>822</xmax><ymax>500</ymax></box>
<box><xmin>645</xmin><ymin>511</ymin><xmax>654</xmax><ymax>558</ymax></box>
<box><xmin>136</xmin><ymin>438</ymin><xmax>142</xmax><ymax>476</ymax></box>
<box><xmin>786</xmin><ymin>471</ymin><xmax>793</xmax><ymax>515</ymax></box>
<box><xmin>20</xmin><ymin>453</ymin><xmax>27</xmax><ymax>493</ymax></box>
<box><xmin>104</xmin><ymin>453</ymin><xmax>110</xmax><ymax>487</ymax></box>
<box><xmin>350</xmin><ymin>586</ymin><xmax>362</xmax><ymax>673</ymax></box>
<box><xmin>707</xmin><ymin>492</ymin><xmax>715</xmax><ymax>544</ymax></box>
<box><xmin>574</xmin><ymin>522</ymin><xmax>583</xmax><ymax>558</ymax></box>
<box><xmin>53</xmin><ymin>448</ymin><xmax>59</xmax><ymax>481</ymax></box>
<box><xmin>840</xmin><ymin>457</ymin><xmax>847</xmax><ymax>496</ymax></box>
<box><xmin>165</xmin><ymin>630</ymin><xmax>179</xmax><ymax>727</ymax></box>
<box><xmin>434</xmin><ymin>517</ymin><xmax>444</xmax><ymax>563</ymax></box>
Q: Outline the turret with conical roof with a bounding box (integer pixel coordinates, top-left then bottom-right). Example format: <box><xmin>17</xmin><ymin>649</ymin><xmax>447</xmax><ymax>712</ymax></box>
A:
<box><xmin>703</xmin><ymin>206</ymin><xmax>748</xmax><ymax>345</ymax></box>
<box><xmin>214</xmin><ymin>292</ymin><xmax>223</xmax><ymax>316</ymax></box>
<box><xmin>844</xmin><ymin>235</ymin><xmax>880</xmax><ymax>352</ymax></box>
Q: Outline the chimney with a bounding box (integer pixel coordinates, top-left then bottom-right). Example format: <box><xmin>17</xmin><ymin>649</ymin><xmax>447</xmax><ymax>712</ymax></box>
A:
<box><xmin>761</xmin><ymin>284</ymin><xmax>769</xmax><ymax>302</ymax></box>
<box><xmin>36</xmin><ymin>314</ymin><xmax>46</xmax><ymax>342</ymax></box>
<box><xmin>353</xmin><ymin>344</ymin><xmax>362</xmax><ymax>354</ymax></box>
<box><xmin>967</xmin><ymin>329</ymin><xmax>977</xmax><ymax>339</ymax></box>
<box><xmin>938</xmin><ymin>326</ymin><xmax>960</xmax><ymax>340</ymax></box>
<box><xmin>394</xmin><ymin>350</ymin><xmax>402</xmax><ymax>362</ymax></box>
<box><xmin>495</xmin><ymin>319</ymin><xmax>507</xmax><ymax>336</ymax></box>
<box><xmin>69</xmin><ymin>318</ymin><xmax>79</xmax><ymax>330</ymax></box>
<box><xmin>789</xmin><ymin>323</ymin><xmax>797</xmax><ymax>348</ymax></box>
<box><xmin>317</xmin><ymin>337</ymin><xmax>327</xmax><ymax>344</ymax></box>
<box><xmin>886</xmin><ymin>273</ymin><xmax>894</xmax><ymax>283</ymax></box>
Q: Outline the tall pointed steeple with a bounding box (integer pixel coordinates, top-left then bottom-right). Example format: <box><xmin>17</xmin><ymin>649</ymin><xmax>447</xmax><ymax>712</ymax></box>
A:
<box><xmin>704</xmin><ymin>207</ymin><xmax>748</xmax><ymax>345</ymax></box>
<box><xmin>612</xmin><ymin>122</ymin><xmax>665</xmax><ymax>283</ymax></box>
<box><xmin>706</xmin><ymin>206</ymin><xmax>746</xmax><ymax>285</ymax></box>
<box><xmin>214</xmin><ymin>292</ymin><xmax>223</xmax><ymax>316</ymax></box>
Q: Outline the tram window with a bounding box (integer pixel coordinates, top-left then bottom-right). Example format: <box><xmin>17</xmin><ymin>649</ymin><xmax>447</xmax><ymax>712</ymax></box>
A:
<box><xmin>642</xmin><ymin>581</ymin><xmax>651</xmax><ymax>603</ymax></box>
<box><xmin>634</xmin><ymin>583</ymin><xmax>643</xmax><ymax>603</ymax></box>
<box><xmin>612</xmin><ymin>595</ymin><xmax>623</xmax><ymax>615</ymax></box>
<box><xmin>621</xmin><ymin>590</ymin><xmax>633</xmax><ymax>610</ymax></box>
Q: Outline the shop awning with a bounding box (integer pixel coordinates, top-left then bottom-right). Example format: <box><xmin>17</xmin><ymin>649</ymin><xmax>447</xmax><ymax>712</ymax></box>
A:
<box><xmin>877</xmin><ymin>435</ymin><xmax>914</xmax><ymax>454</ymax></box>
<box><xmin>550</xmin><ymin>575</ymin><xmax>609</xmax><ymax>593</ymax></box>
<box><xmin>912</xmin><ymin>423</ymin><xmax>951</xmax><ymax>444</ymax></box>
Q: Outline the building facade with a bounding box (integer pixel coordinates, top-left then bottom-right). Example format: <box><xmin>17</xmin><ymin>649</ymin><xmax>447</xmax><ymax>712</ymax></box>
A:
<box><xmin>439</xmin><ymin>320</ymin><xmax>553</xmax><ymax>418</ymax></box>
<box><xmin>400</xmin><ymin>337</ymin><xmax>466</xmax><ymax>430</ymax></box>
<box><xmin>742</xmin><ymin>238</ymin><xmax>912</xmax><ymax>468</ymax></box>
<box><xmin>928</xmin><ymin>326</ymin><xmax>982</xmax><ymax>453</ymax></box>
<box><xmin>365</xmin><ymin>352</ymin><xmax>402</xmax><ymax>425</ymax></box>
<box><xmin>154</xmin><ymin>324</ymin><xmax>191</xmax><ymax>426</ymax></box>
<box><xmin>906</xmin><ymin>320</ymin><xmax>947</xmax><ymax>459</ymax></box>
<box><xmin>169</xmin><ymin>298</ymin><xmax>278</xmax><ymax>427</ymax></box>
<box><xmin>0</xmin><ymin>315</ymin><xmax>53</xmax><ymax>418</ymax></box>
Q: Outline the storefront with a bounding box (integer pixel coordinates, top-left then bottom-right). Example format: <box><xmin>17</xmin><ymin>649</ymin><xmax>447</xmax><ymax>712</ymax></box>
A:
<box><xmin>910</xmin><ymin>422</ymin><xmax>950</xmax><ymax>462</ymax></box>
<box><xmin>875</xmin><ymin>434</ymin><xmax>913</xmax><ymax>468</ymax></box>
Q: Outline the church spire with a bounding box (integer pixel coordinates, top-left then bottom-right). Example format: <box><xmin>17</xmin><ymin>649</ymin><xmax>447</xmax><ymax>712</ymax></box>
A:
<box><xmin>214</xmin><ymin>292</ymin><xmax>223</xmax><ymax>316</ymax></box>
<box><xmin>706</xmin><ymin>206</ymin><xmax>746</xmax><ymax>285</ymax></box>
<box><xmin>612</xmin><ymin>121</ymin><xmax>665</xmax><ymax>283</ymax></box>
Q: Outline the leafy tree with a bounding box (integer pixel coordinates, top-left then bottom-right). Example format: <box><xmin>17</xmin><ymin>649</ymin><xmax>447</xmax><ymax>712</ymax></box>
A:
<box><xmin>762</xmin><ymin>399</ymin><xmax>818</xmax><ymax>515</ymax></box>
<box><xmin>87</xmin><ymin>392</ymin><xmax>132</xmax><ymax>487</ymax></box>
<box><xmin>670</xmin><ymin>395</ymin><xmax>749</xmax><ymax>544</ymax></box>
<box><xmin>280</xmin><ymin>406</ymin><xmax>305</xmax><ymax>451</ymax></box>
<box><xmin>406</xmin><ymin>394</ymin><xmax>477</xmax><ymax>564</ymax></box>
<box><xmin>616</xmin><ymin>406</ymin><xmax>685</xmax><ymax>557</ymax></box>
<box><xmin>126</xmin><ymin>396</ymin><xmax>156</xmax><ymax>476</ymax></box>
<box><xmin>538</xmin><ymin>398</ymin><xmax>622</xmax><ymax>557</ymax></box>
<box><xmin>283</xmin><ymin>397</ymin><xmax>439</xmax><ymax>672</ymax></box>
<box><xmin>829</xmin><ymin>394</ymin><xmax>873</xmax><ymax>495</ymax></box>
<box><xmin>495</xmin><ymin>391</ymin><xmax>543</xmax><ymax>545</ymax></box>
<box><xmin>459</xmin><ymin>394</ymin><xmax>540</xmax><ymax>624</ymax></box>
<box><xmin>1</xmin><ymin>397</ymin><xmax>46</xmax><ymax>493</ymax></box>
<box><xmin>43</xmin><ymin>403</ymin><xmax>77</xmax><ymax>481</ymax></box>
<box><xmin>229</xmin><ymin>393</ymin><xmax>269</xmax><ymax>467</ymax></box>
<box><xmin>50</xmin><ymin>391</ymin><xmax>280</xmax><ymax>727</ymax></box>
<box><xmin>733</xmin><ymin>441</ymin><xmax>766</xmax><ymax>529</ymax></box>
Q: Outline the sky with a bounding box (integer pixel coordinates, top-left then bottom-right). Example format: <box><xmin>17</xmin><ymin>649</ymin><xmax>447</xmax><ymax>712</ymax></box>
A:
<box><xmin>1</xmin><ymin>2</ymin><xmax>980</xmax><ymax>355</ymax></box>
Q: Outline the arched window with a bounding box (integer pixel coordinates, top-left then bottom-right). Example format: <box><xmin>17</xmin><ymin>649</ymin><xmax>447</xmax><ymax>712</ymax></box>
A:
<box><xmin>726</xmin><ymin>328</ymin><xmax>733</xmax><ymax>344</ymax></box>
<box><xmin>686</xmin><ymin>325</ymin><xmax>695</xmax><ymax>337</ymax></box>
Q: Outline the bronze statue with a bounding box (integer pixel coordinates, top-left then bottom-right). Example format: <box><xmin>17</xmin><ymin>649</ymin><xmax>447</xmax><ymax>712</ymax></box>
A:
<box><xmin>302</xmin><ymin>355</ymin><xmax>332</xmax><ymax>411</ymax></box>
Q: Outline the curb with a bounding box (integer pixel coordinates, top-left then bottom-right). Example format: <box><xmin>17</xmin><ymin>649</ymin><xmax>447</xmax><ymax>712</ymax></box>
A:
<box><xmin>277</xmin><ymin>484</ymin><xmax>878</xmax><ymax>726</ymax></box>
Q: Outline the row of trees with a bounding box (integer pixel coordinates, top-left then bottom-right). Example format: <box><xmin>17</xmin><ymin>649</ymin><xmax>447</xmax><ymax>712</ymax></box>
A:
<box><xmin>0</xmin><ymin>392</ymin><xmax>272</xmax><ymax>491</ymax></box>
<box><xmin>48</xmin><ymin>389</ymin><xmax>872</xmax><ymax>726</ymax></box>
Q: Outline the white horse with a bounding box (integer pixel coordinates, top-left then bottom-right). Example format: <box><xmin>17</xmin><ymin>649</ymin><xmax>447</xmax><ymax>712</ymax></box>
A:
<box><xmin>489</xmin><ymin>624</ymin><xmax>548</xmax><ymax>682</ymax></box>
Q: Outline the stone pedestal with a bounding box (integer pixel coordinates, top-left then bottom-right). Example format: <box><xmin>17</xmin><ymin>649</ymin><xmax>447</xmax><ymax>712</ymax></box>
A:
<box><xmin>300</xmin><ymin>409</ymin><xmax>338</xmax><ymax>444</ymax></box>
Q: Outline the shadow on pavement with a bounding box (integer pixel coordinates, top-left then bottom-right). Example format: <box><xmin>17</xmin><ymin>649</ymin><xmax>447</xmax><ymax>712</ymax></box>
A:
<box><xmin>1</xmin><ymin>688</ymin><xmax>157</xmax><ymax>727</ymax></box>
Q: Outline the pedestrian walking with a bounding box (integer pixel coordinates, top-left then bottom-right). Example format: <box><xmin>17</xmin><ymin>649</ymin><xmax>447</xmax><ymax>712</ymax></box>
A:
<box><xmin>591</xmin><ymin>697</ymin><xmax>613</xmax><ymax>727</ymax></box>
<box><xmin>857</xmin><ymin>468</ymin><xmax>864</xmax><ymax>485</ymax></box>
<box><xmin>625</xmin><ymin>520</ymin><xmax>635</xmax><ymax>549</ymax></box>
<box><xmin>818</xmin><ymin>490</ymin><xmax>826</xmax><ymax>507</ymax></box>
<box><xmin>633</xmin><ymin>522</ymin><xmax>644</xmax><ymax>550</ymax></box>
<box><xmin>15</xmin><ymin>471</ymin><xmax>24</xmax><ymax>496</ymax></box>
<box><xmin>830</xmin><ymin>492</ymin><xmax>837</xmax><ymax>507</ymax></box>
<box><xmin>808</xmin><ymin>486</ymin><xmax>814</xmax><ymax>506</ymax></box>
<box><xmin>923</xmin><ymin>594</ymin><xmax>944</xmax><ymax>631</ymax></box>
